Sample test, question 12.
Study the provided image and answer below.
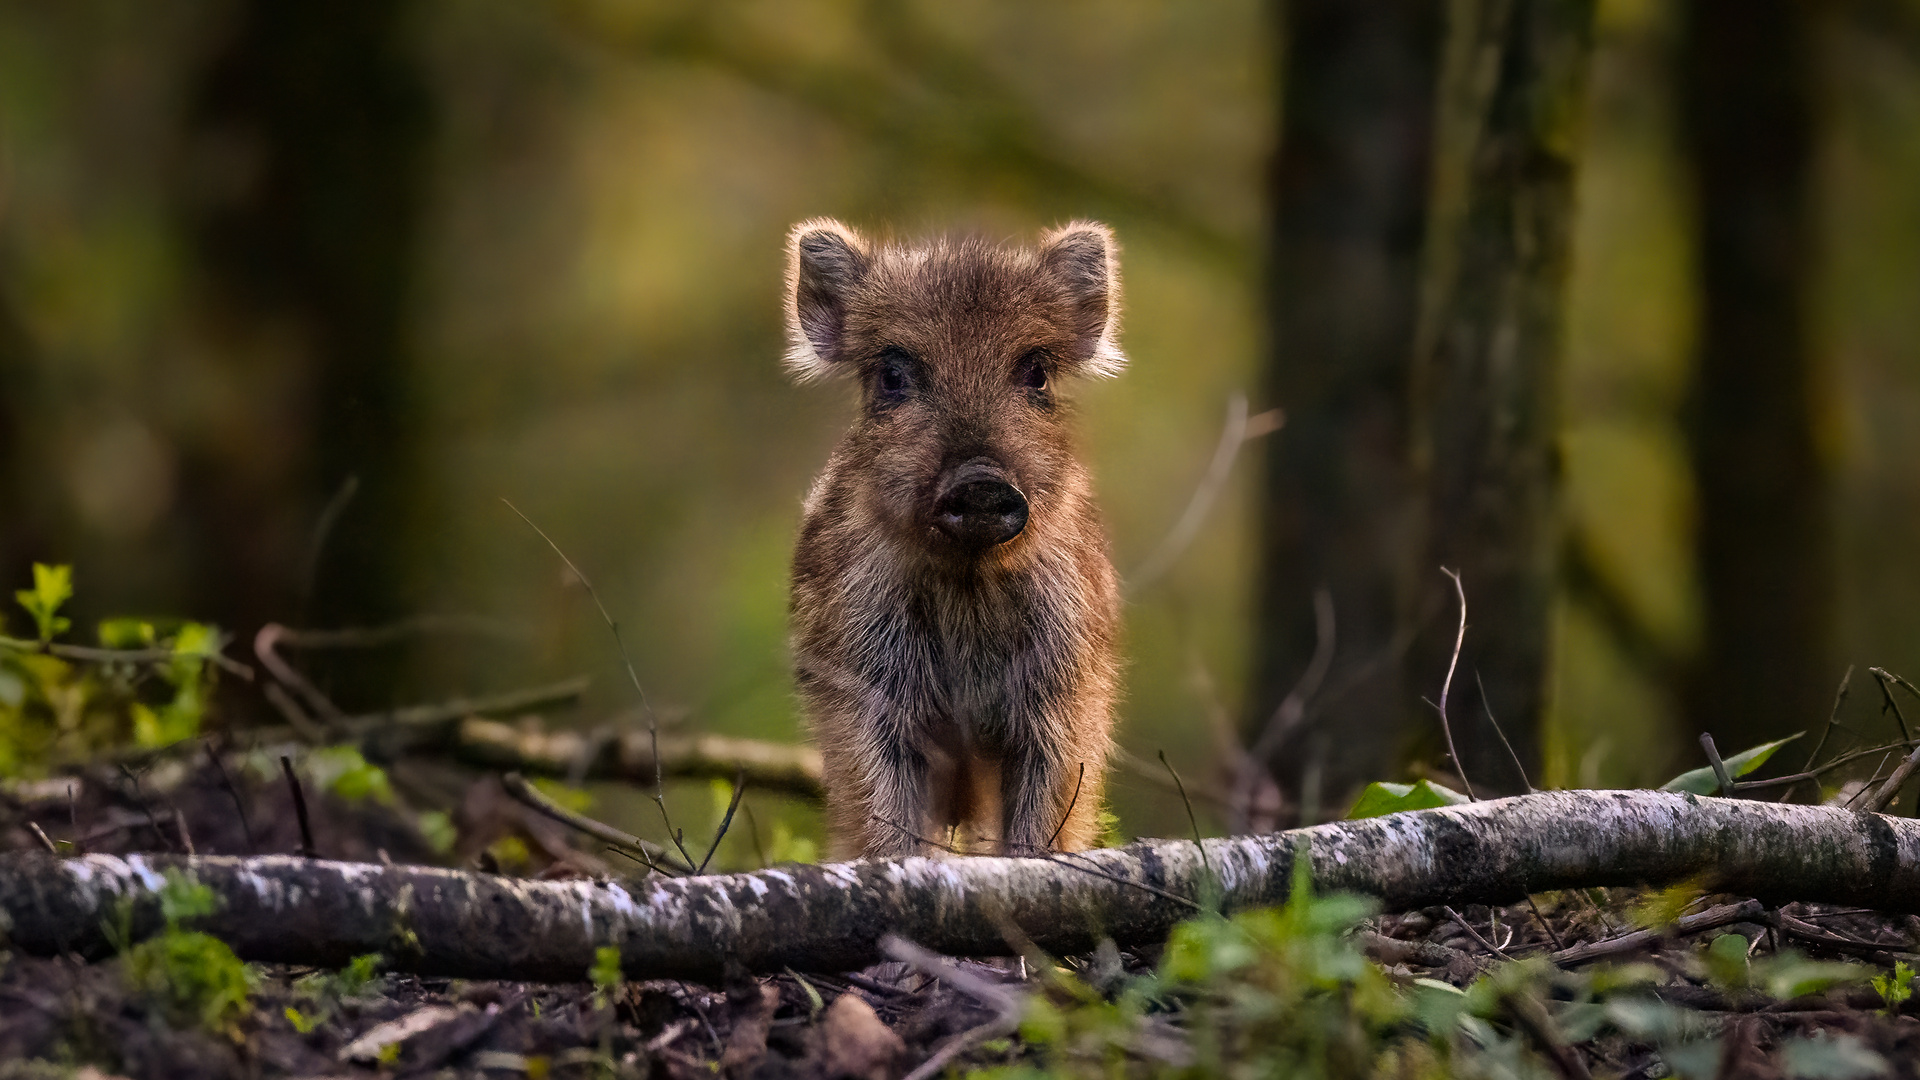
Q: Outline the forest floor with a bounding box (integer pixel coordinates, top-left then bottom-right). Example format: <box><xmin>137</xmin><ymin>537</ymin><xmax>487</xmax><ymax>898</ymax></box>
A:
<box><xmin>4</xmin><ymin>755</ymin><xmax>1920</xmax><ymax>1079</ymax></box>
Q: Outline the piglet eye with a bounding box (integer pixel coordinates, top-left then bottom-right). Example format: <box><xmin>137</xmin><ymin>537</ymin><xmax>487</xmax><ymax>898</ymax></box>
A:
<box><xmin>1016</xmin><ymin>351</ymin><xmax>1050</xmax><ymax>391</ymax></box>
<box><xmin>873</xmin><ymin>347</ymin><xmax>913</xmax><ymax>404</ymax></box>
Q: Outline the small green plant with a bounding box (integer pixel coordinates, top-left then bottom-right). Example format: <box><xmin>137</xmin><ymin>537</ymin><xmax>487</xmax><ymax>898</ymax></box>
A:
<box><xmin>15</xmin><ymin>563</ymin><xmax>73</xmax><ymax>641</ymax></box>
<box><xmin>303</xmin><ymin>745</ymin><xmax>395</xmax><ymax>804</ymax></box>
<box><xmin>1873</xmin><ymin>961</ymin><xmax>1913</xmax><ymax>1014</ymax></box>
<box><xmin>120</xmin><ymin>871</ymin><xmax>253</xmax><ymax>1032</ymax></box>
<box><xmin>1</xmin><ymin>565</ymin><xmax>226</xmax><ymax>774</ymax></box>
<box><xmin>589</xmin><ymin>946</ymin><xmax>623</xmax><ymax>1010</ymax></box>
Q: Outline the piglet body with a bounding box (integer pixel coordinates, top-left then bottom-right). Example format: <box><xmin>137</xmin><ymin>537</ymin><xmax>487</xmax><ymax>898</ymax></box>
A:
<box><xmin>784</xmin><ymin>220</ymin><xmax>1125</xmax><ymax>858</ymax></box>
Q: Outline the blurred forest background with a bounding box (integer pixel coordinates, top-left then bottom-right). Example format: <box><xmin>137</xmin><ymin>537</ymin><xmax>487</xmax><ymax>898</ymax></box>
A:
<box><xmin>3</xmin><ymin>0</ymin><xmax>1920</xmax><ymax>850</ymax></box>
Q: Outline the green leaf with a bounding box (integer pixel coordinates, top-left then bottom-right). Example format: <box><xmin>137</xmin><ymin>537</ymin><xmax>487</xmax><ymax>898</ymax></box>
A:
<box><xmin>1345</xmin><ymin>778</ymin><xmax>1470</xmax><ymax>820</ymax></box>
<box><xmin>1872</xmin><ymin>961</ymin><xmax>1912</xmax><ymax>1013</ymax></box>
<box><xmin>1754</xmin><ymin>952</ymin><xmax>1868</xmax><ymax>1001</ymax></box>
<box><xmin>1660</xmin><ymin>732</ymin><xmax>1802</xmax><ymax>794</ymax></box>
<box><xmin>15</xmin><ymin>563</ymin><xmax>73</xmax><ymax>642</ymax></box>
<box><xmin>1778</xmin><ymin>1033</ymin><xmax>1890</xmax><ymax>1079</ymax></box>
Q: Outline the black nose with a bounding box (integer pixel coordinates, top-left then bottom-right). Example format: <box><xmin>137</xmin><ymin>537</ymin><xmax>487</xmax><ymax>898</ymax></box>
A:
<box><xmin>933</xmin><ymin>461</ymin><xmax>1029</xmax><ymax>549</ymax></box>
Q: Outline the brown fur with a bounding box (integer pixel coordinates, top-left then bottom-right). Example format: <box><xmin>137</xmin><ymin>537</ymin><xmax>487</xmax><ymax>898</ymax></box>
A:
<box><xmin>783</xmin><ymin>219</ymin><xmax>1126</xmax><ymax>859</ymax></box>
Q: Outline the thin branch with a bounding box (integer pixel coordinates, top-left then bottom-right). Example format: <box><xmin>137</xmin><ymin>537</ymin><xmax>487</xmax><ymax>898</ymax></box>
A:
<box><xmin>1699</xmin><ymin>734</ymin><xmax>1736</xmax><ymax>797</ymax></box>
<box><xmin>1433</xmin><ymin>568</ymin><xmax>1476</xmax><ymax>799</ymax></box>
<box><xmin>1863</xmin><ymin>742</ymin><xmax>1920</xmax><ymax>814</ymax></box>
<box><xmin>27</xmin><ymin>822</ymin><xmax>56</xmax><ymax>855</ymax></box>
<box><xmin>1872</xmin><ymin>667</ymin><xmax>1913</xmax><ymax>744</ymax></box>
<box><xmin>1127</xmin><ymin>394</ymin><xmax>1282</xmax><ymax>591</ymax></box>
<box><xmin>501</xmin><ymin>772</ymin><xmax>689</xmax><ymax>873</ymax></box>
<box><xmin>1443</xmin><ymin>904</ymin><xmax>1511</xmax><ymax>959</ymax></box>
<box><xmin>1158</xmin><ymin>751</ymin><xmax>1210</xmax><ymax>882</ymax></box>
<box><xmin>1478</xmin><ymin>670</ymin><xmax>1533</xmax><ymax>792</ymax></box>
<box><xmin>205</xmin><ymin>741</ymin><xmax>255</xmax><ymax>853</ymax></box>
<box><xmin>280</xmin><ymin>756</ymin><xmax>316</xmax><ymax>858</ymax></box>
<box><xmin>697</xmin><ymin>768</ymin><xmax>747</xmax><ymax>874</ymax></box>
<box><xmin>1045</xmin><ymin>763</ymin><xmax>1086</xmax><ymax>851</ymax></box>
<box><xmin>502</xmin><ymin>499</ymin><xmax>681</xmax><ymax>855</ymax></box>
<box><xmin>1786</xmin><ymin>667</ymin><xmax>1854</xmax><ymax>803</ymax></box>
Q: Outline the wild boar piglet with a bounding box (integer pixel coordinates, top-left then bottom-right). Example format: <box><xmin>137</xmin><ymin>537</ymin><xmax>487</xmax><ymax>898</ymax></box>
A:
<box><xmin>783</xmin><ymin>218</ymin><xmax>1125</xmax><ymax>859</ymax></box>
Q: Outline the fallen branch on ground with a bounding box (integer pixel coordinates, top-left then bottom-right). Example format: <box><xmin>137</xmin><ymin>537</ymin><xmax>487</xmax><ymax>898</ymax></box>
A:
<box><xmin>455</xmin><ymin>719</ymin><xmax>825</xmax><ymax>801</ymax></box>
<box><xmin>5</xmin><ymin>790</ymin><xmax>1919</xmax><ymax>983</ymax></box>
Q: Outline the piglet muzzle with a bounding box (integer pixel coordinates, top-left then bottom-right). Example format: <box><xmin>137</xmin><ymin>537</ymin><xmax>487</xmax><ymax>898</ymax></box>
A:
<box><xmin>932</xmin><ymin>458</ymin><xmax>1029</xmax><ymax>550</ymax></box>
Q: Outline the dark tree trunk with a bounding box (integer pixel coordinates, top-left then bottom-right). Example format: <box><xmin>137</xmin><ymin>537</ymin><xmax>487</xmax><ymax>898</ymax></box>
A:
<box><xmin>177</xmin><ymin>0</ymin><xmax>429</xmax><ymax>669</ymax></box>
<box><xmin>1252</xmin><ymin>0</ymin><xmax>1442</xmax><ymax>815</ymax></box>
<box><xmin>1411</xmin><ymin>0</ymin><xmax>1596</xmax><ymax>792</ymax></box>
<box><xmin>0</xmin><ymin>282</ymin><xmax>42</xmax><ymax>591</ymax></box>
<box><xmin>1678</xmin><ymin>0</ymin><xmax>1832</xmax><ymax>749</ymax></box>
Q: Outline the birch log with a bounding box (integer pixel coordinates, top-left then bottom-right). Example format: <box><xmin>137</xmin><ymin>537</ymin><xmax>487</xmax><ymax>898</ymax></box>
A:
<box><xmin>3</xmin><ymin>790</ymin><xmax>1916</xmax><ymax>983</ymax></box>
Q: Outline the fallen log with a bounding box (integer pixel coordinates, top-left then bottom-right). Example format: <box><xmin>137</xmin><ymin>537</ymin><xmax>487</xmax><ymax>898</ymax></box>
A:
<box><xmin>452</xmin><ymin>719</ymin><xmax>825</xmax><ymax>801</ymax></box>
<box><xmin>3</xmin><ymin>790</ymin><xmax>1916</xmax><ymax>984</ymax></box>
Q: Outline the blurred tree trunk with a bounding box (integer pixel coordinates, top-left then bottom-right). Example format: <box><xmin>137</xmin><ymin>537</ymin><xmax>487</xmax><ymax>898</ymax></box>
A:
<box><xmin>1678</xmin><ymin>0</ymin><xmax>1832</xmax><ymax>748</ymax></box>
<box><xmin>177</xmin><ymin>0</ymin><xmax>429</xmax><ymax>675</ymax></box>
<box><xmin>1409</xmin><ymin>0</ymin><xmax>1596</xmax><ymax>792</ymax></box>
<box><xmin>1251</xmin><ymin>0</ymin><xmax>1441</xmax><ymax>816</ymax></box>
<box><xmin>0</xmin><ymin>282</ymin><xmax>41</xmax><ymax>592</ymax></box>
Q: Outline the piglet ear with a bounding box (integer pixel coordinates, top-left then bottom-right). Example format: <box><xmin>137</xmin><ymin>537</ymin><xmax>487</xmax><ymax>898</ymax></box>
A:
<box><xmin>784</xmin><ymin>218</ymin><xmax>871</xmax><ymax>381</ymax></box>
<box><xmin>1038</xmin><ymin>221</ymin><xmax>1125</xmax><ymax>377</ymax></box>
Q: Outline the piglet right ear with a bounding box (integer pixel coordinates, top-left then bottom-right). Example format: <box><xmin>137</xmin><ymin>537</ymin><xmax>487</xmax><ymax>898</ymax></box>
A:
<box><xmin>784</xmin><ymin>218</ymin><xmax>871</xmax><ymax>381</ymax></box>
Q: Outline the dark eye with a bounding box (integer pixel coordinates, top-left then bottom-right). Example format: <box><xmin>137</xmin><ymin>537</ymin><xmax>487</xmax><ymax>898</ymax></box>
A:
<box><xmin>1015</xmin><ymin>351</ymin><xmax>1050</xmax><ymax>392</ymax></box>
<box><xmin>872</xmin><ymin>347</ymin><xmax>914</xmax><ymax>405</ymax></box>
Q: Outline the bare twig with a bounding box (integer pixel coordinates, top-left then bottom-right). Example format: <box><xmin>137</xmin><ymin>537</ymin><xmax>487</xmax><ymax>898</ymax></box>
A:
<box><xmin>1443</xmin><ymin>905</ymin><xmax>1510</xmax><ymax>959</ymax></box>
<box><xmin>172</xmin><ymin>808</ymin><xmax>195</xmax><ymax>857</ymax></box>
<box><xmin>1873</xmin><ymin>667</ymin><xmax>1915</xmax><ymax>744</ymax></box>
<box><xmin>118</xmin><ymin>765</ymin><xmax>173</xmax><ymax>853</ymax></box>
<box><xmin>0</xmin><ymin>636</ymin><xmax>253</xmax><ymax>680</ymax></box>
<box><xmin>1863</xmin><ymin>742</ymin><xmax>1920</xmax><ymax>814</ymax></box>
<box><xmin>255</xmin><ymin>624</ymin><xmax>348</xmax><ymax>723</ymax></box>
<box><xmin>26</xmin><ymin>822</ymin><xmax>56</xmax><ymax>855</ymax></box>
<box><xmin>503</xmin><ymin>499</ymin><xmax>689</xmax><ymax>865</ymax></box>
<box><xmin>1526</xmin><ymin>896</ymin><xmax>1565</xmax><ymax>951</ymax></box>
<box><xmin>1045</xmin><ymin>763</ymin><xmax>1086</xmax><ymax>851</ymax></box>
<box><xmin>205</xmin><ymin>742</ymin><xmax>255</xmax><ymax>853</ymax></box>
<box><xmin>882</xmin><ymin>934</ymin><xmax>1023</xmax><ymax>1080</ymax></box>
<box><xmin>1234</xmin><ymin>588</ymin><xmax>1336</xmax><ymax>829</ymax></box>
<box><xmin>1700</xmin><ymin>734</ymin><xmax>1737</xmax><ymax>797</ymax></box>
<box><xmin>1478</xmin><ymin>671</ymin><xmax>1533</xmax><ymax>792</ymax></box>
<box><xmin>1433</xmin><ymin>568</ymin><xmax>1477</xmax><ymax>800</ymax></box>
<box><xmin>1786</xmin><ymin>667</ymin><xmax>1853</xmax><ymax>803</ymax></box>
<box><xmin>1776</xmin><ymin>910</ymin><xmax>1920</xmax><ymax>961</ymax></box>
<box><xmin>280</xmin><ymin>756</ymin><xmax>316</xmax><ymax>858</ymax></box>
<box><xmin>300</xmin><ymin>473</ymin><xmax>360</xmax><ymax>618</ymax></box>
<box><xmin>697</xmin><ymin>769</ymin><xmax>747</xmax><ymax>874</ymax></box>
<box><xmin>501</xmin><ymin>772</ymin><xmax>690</xmax><ymax>873</ymax></box>
<box><xmin>1158</xmin><ymin>751</ymin><xmax>1211</xmax><ymax>881</ymax></box>
<box><xmin>1550</xmin><ymin>899</ymin><xmax>1769</xmax><ymax>966</ymax></box>
<box><xmin>1127</xmin><ymin>394</ymin><xmax>1283</xmax><ymax>591</ymax></box>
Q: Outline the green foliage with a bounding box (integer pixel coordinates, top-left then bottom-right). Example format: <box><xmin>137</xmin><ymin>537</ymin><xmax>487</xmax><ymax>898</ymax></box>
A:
<box><xmin>1872</xmin><ymin>961</ymin><xmax>1912</xmax><ymax>1014</ymax></box>
<box><xmin>0</xmin><ymin>565</ymin><xmax>225</xmax><ymax>775</ymax></box>
<box><xmin>1345</xmin><ymin>779</ymin><xmax>1470</xmax><ymax>820</ymax></box>
<box><xmin>15</xmin><ymin>563</ymin><xmax>72</xmax><ymax>641</ymax></box>
<box><xmin>767</xmin><ymin>820</ymin><xmax>817</xmax><ymax>865</ymax></box>
<box><xmin>1659</xmin><ymin>733</ymin><xmax>1802</xmax><ymax>794</ymax></box>
<box><xmin>590</xmin><ymin>945</ymin><xmax>623</xmax><ymax>1009</ymax></box>
<box><xmin>1699</xmin><ymin>933</ymin><xmax>1867</xmax><ymax>1001</ymax></box>
<box><xmin>1629</xmin><ymin>879</ymin><xmax>1708</xmax><ymax>929</ymax></box>
<box><xmin>417</xmin><ymin>809</ymin><xmax>458</xmax><ymax>855</ymax></box>
<box><xmin>303</xmin><ymin>745</ymin><xmax>394</xmax><ymax>804</ymax></box>
<box><xmin>120</xmin><ymin>870</ymin><xmax>252</xmax><ymax>1032</ymax></box>
<box><xmin>124</xmin><ymin>930</ymin><xmax>253</xmax><ymax>1031</ymax></box>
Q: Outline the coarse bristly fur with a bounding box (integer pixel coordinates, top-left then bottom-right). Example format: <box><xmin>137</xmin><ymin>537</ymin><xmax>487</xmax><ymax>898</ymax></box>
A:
<box><xmin>784</xmin><ymin>218</ymin><xmax>1125</xmax><ymax>859</ymax></box>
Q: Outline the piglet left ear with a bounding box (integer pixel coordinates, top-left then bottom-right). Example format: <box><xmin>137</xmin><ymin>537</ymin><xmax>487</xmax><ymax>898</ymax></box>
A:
<box><xmin>1038</xmin><ymin>221</ymin><xmax>1125</xmax><ymax>377</ymax></box>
